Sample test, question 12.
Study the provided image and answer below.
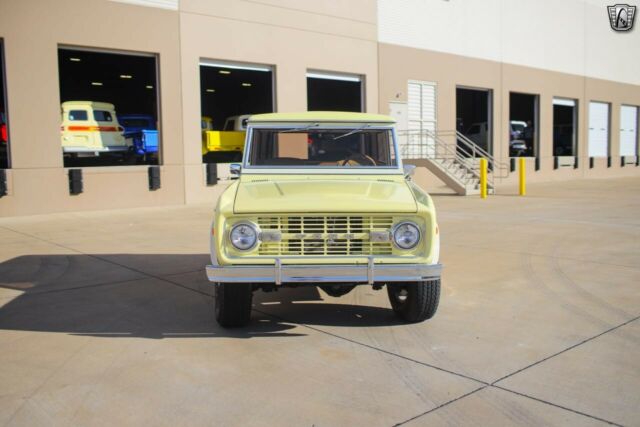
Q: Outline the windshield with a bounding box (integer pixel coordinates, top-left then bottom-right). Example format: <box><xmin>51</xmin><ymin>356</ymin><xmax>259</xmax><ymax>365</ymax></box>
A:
<box><xmin>247</xmin><ymin>127</ymin><xmax>397</xmax><ymax>168</ymax></box>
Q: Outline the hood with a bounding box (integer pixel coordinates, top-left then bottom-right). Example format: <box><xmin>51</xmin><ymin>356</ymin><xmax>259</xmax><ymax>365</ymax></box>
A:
<box><xmin>233</xmin><ymin>176</ymin><xmax>417</xmax><ymax>214</ymax></box>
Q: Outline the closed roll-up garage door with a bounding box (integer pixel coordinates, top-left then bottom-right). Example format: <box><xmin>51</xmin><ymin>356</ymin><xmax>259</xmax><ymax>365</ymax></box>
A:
<box><xmin>620</xmin><ymin>105</ymin><xmax>638</xmax><ymax>156</ymax></box>
<box><xmin>588</xmin><ymin>102</ymin><xmax>610</xmax><ymax>158</ymax></box>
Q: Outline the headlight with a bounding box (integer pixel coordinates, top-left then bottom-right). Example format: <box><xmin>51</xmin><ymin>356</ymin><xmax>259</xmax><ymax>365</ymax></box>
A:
<box><xmin>229</xmin><ymin>222</ymin><xmax>258</xmax><ymax>251</ymax></box>
<box><xmin>392</xmin><ymin>221</ymin><xmax>421</xmax><ymax>250</ymax></box>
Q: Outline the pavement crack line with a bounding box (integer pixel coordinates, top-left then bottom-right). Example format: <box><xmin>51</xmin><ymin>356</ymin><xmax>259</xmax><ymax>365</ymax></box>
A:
<box><xmin>255</xmin><ymin>308</ymin><xmax>632</xmax><ymax>427</ymax></box>
<box><xmin>0</xmin><ymin>224</ymin><xmax>634</xmax><ymax>427</ymax></box>
<box><xmin>492</xmin><ymin>314</ymin><xmax>640</xmax><ymax>385</ymax></box>
<box><xmin>491</xmin><ymin>385</ymin><xmax>623</xmax><ymax>427</ymax></box>
<box><xmin>0</xmin><ymin>224</ymin><xmax>214</xmax><ymax>299</ymax></box>
<box><xmin>24</xmin><ymin>277</ymin><xmax>149</xmax><ymax>296</ymax></box>
<box><xmin>252</xmin><ymin>307</ymin><xmax>489</xmax><ymax>386</ymax></box>
<box><xmin>391</xmin><ymin>386</ymin><xmax>488</xmax><ymax>427</ymax></box>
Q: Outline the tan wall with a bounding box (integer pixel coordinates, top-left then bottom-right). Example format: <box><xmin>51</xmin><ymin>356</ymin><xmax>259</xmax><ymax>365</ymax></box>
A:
<box><xmin>0</xmin><ymin>0</ymin><xmax>379</xmax><ymax>216</ymax></box>
<box><xmin>1</xmin><ymin>1</ymin><xmax>638</xmax><ymax>217</ymax></box>
<box><xmin>0</xmin><ymin>0</ymin><xmax>185</xmax><ymax>216</ymax></box>
<box><xmin>378</xmin><ymin>43</ymin><xmax>640</xmax><ymax>186</ymax></box>
<box><xmin>178</xmin><ymin>0</ymin><xmax>379</xmax><ymax>204</ymax></box>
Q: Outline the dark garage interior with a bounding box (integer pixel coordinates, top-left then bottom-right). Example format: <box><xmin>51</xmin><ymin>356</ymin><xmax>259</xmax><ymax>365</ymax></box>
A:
<box><xmin>509</xmin><ymin>92</ymin><xmax>538</xmax><ymax>157</ymax></box>
<box><xmin>58</xmin><ymin>48</ymin><xmax>159</xmax><ymax>167</ymax></box>
<box><xmin>0</xmin><ymin>41</ymin><xmax>8</xmax><ymax>169</ymax></box>
<box><xmin>307</xmin><ymin>74</ymin><xmax>362</xmax><ymax>112</ymax></box>
<box><xmin>199</xmin><ymin>63</ymin><xmax>273</xmax><ymax>163</ymax></box>
<box><xmin>456</xmin><ymin>87</ymin><xmax>491</xmax><ymax>154</ymax></box>
<box><xmin>199</xmin><ymin>63</ymin><xmax>273</xmax><ymax>131</ymax></box>
<box><xmin>553</xmin><ymin>101</ymin><xmax>577</xmax><ymax>156</ymax></box>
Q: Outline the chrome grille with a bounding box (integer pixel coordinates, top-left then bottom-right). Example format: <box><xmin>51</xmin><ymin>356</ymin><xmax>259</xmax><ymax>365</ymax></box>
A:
<box><xmin>256</xmin><ymin>216</ymin><xmax>394</xmax><ymax>256</ymax></box>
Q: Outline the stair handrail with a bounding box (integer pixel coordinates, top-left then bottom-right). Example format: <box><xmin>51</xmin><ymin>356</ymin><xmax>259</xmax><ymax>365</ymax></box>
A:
<box><xmin>440</xmin><ymin>130</ymin><xmax>510</xmax><ymax>179</ymax></box>
<box><xmin>397</xmin><ymin>129</ymin><xmax>487</xmax><ymax>189</ymax></box>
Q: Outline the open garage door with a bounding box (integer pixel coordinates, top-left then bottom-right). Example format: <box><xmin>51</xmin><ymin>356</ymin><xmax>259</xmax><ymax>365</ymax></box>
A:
<box><xmin>307</xmin><ymin>71</ymin><xmax>363</xmax><ymax>112</ymax></box>
<box><xmin>553</xmin><ymin>98</ymin><xmax>578</xmax><ymax>156</ymax></box>
<box><xmin>619</xmin><ymin>105</ymin><xmax>638</xmax><ymax>157</ymax></box>
<box><xmin>456</xmin><ymin>87</ymin><xmax>492</xmax><ymax>154</ymax></box>
<box><xmin>0</xmin><ymin>40</ymin><xmax>9</xmax><ymax>169</ymax></box>
<box><xmin>509</xmin><ymin>92</ymin><xmax>538</xmax><ymax>157</ymax></box>
<box><xmin>199</xmin><ymin>60</ymin><xmax>274</xmax><ymax>163</ymax></box>
<box><xmin>588</xmin><ymin>101</ymin><xmax>610</xmax><ymax>158</ymax></box>
<box><xmin>58</xmin><ymin>47</ymin><xmax>160</xmax><ymax>167</ymax></box>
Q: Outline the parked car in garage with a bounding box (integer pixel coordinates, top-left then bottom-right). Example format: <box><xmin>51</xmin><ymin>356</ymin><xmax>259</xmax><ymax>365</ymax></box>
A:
<box><xmin>509</xmin><ymin>139</ymin><xmax>527</xmax><ymax>157</ymax></box>
<box><xmin>118</xmin><ymin>114</ymin><xmax>159</xmax><ymax>162</ymax></box>
<box><xmin>223</xmin><ymin>114</ymin><xmax>250</xmax><ymax>131</ymax></box>
<box><xmin>0</xmin><ymin>112</ymin><xmax>7</xmax><ymax>166</ymax></box>
<box><xmin>207</xmin><ymin>112</ymin><xmax>442</xmax><ymax>327</ymax></box>
<box><xmin>202</xmin><ymin>114</ymin><xmax>248</xmax><ymax>161</ymax></box>
<box><xmin>201</xmin><ymin>116</ymin><xmax>214</xmax><ymax>131</ymax></box>
<box><xmin>60</xmin><ymin>101</ymin><xmax>130</xmax><ymax>159</ymax></box>
<box><xmin>510</xmin><ymin>120</ymin><xmax>527</xmax><ymax>140</ymax></box>
<box><xmin>0</xmin><ymin>112</ymin><xmax>7</xmax><ymax>145</ymax></box>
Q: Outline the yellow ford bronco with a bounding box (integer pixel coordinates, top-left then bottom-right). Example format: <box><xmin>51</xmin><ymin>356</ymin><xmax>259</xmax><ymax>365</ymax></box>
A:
<box><xmin>207</xmin><ymin>112</ymin><xmax>442</xmax><ymax>327</ymax></box>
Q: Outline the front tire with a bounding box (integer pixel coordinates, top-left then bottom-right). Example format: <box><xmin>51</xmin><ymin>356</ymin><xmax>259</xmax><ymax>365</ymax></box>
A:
<box><xmin>215</xmin><ymin>283</ymin><xmax>253</xmax><ymax>327</ymax></box>
<box><xmin>387</xmin><ymin>280</ymin><xmax>440</xmax><ymax>323</ymax></box>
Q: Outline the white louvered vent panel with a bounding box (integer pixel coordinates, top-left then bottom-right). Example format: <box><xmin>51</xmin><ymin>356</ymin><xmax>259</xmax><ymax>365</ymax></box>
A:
<box><xmin>408</xmin><ymin>83</ymin><xmax>423</xmax><ymax>122</ymax></box>
<box><xmin>406</xmin><ymin>81</ymin><xmax>437</xmax><ymax>158</ymax></box>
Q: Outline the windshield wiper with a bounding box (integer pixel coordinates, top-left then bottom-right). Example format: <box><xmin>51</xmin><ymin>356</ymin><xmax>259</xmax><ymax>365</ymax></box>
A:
<box><xmin>279</xmin><ymin>123</ymin><xmax>320</xmax><ymax>133</ymax></box>
<box><xmin>332</xmin><ymin>124</ymin><xmax>371</xmax><ymax>140</ymax></box>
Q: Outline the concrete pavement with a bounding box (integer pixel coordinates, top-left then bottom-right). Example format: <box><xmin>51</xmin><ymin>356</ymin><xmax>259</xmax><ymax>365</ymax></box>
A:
<box><xmin>0</xmin><ymin>177</ymin><xmax>639</xmax><ymax>426</ymax></box>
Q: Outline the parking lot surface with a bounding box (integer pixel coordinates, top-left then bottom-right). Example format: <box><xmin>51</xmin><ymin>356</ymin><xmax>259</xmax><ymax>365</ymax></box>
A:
<box><xmin>1</xmin><ymin>177</ymin><xmax>639</xmax><ymax>426</ymax></box>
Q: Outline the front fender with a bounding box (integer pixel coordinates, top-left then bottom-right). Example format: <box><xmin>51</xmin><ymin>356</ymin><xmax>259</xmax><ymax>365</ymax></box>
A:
<box><xmin>211</xmin><ymin>181</ymin><xmax>240</xmax><ymax>265</ymax></box>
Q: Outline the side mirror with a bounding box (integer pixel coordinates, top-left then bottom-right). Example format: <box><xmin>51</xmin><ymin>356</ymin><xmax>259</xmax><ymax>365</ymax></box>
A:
<box><xmin>230</xmin><ymin>163</ymin><xmax>241</xmax><ymax>180</ymax></box>
<box><xmin>403</xmin><ymin>164</ymin><xmax>416</xmax><ymax>180</ymax></box>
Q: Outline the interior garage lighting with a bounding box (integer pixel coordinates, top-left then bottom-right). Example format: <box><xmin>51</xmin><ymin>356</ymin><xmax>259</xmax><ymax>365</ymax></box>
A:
<box><xmin>146</xmin><ymin>85</ymin><xmax>153</xmax><ymax>89</ymax></box>
<box><xmin>200</xmin><ymin>61</ymin><xmax>271</xmax><ymax>73</ymax></box>
<box><xmin>241</xmin><ymin>83</ymin><xmax>252</xmax><ymax>87</ymax></box>
<box><xmin>206</xmin><ymin>89</ymin><xmax>216</xmax><ymax>93</ymax></box>
<box><xmin>91</xmin><ymin>82</ymin><xmax>103</xmax><ymax>86</ymax></box>
<box><xmin>218</xmin><ymin>70</ymin><xmax>231</xmax><ymax>75</ymax></box>
<box><xmin>69</xmin><ymin>57</ymin><xmax>81</xmax><ymax>62</ymax></box>
<box><xmin>306</xmin><ymin>72</ymin><xmax>361</xmax><ymax>82</ymax></box>
<box><xmin>120</xmin><ymin>74</ymin><xmax>133</xmax><ymax>79</ymax></box>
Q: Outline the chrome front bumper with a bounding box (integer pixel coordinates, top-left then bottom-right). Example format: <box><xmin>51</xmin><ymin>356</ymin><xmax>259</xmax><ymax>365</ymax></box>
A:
<box><xmin>206</xmin><ymin>258</ymin><xmax>442</xmax><ymax>285</ymax></box>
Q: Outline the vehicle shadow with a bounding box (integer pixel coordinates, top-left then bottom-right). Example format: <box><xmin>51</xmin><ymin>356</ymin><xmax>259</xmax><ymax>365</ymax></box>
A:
<box><xmin>255</xmin><ymin>286</ymin><xmax>402</xmax><ymax>327</ymax></box>
<box><xmin>0</xmin><ymin>254</ymin><xmax>401</xmax><ymax>339</ymax></box>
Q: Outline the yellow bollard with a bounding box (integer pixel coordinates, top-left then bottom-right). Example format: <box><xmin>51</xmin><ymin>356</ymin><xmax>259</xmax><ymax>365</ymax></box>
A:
<box><xmin>519</xmin><ymin>157</ymin><xmax>526</xmax><ymax>196</ymax></box>
<box><xmin>480</xmin><ymin>158</ymin><xmax>488</xmax><ymax>199</ymax></box>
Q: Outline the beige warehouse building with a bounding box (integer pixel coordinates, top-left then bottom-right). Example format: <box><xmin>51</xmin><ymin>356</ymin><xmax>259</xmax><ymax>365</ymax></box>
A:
<box><xmin>0</xmin><ymin>0</ymin><xmax>638</xmax><ymax>216</ymax></box>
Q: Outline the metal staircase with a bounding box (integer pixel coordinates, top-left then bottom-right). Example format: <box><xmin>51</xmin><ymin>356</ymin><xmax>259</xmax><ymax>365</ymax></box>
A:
<box><xmin>397</xmin><ymin>129</ymin><xmax>509</xmax><ymax>195</ymax></box>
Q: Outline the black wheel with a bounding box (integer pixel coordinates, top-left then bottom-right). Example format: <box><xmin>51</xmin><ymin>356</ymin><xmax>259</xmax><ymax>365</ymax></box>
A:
<box><xmin>387</xmin><ymin>280</ymin><xmax>440</xmax><ymax>323</ymax></box>
<box><xmin>214</xmin><ymin>283</ymin><xmax>253</xmax><ymax>327</ymax></box>
<box><xmin>319</xmin><ymin>284</ymin><xmax>356</xmax><ymax>297</ymax></box>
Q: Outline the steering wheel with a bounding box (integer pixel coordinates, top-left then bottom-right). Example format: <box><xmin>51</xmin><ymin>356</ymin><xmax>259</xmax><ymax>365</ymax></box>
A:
<box><xmin>340</xmin><ymin>154</ymin><xmax>377</xmax><ymax>166</ymax></box>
